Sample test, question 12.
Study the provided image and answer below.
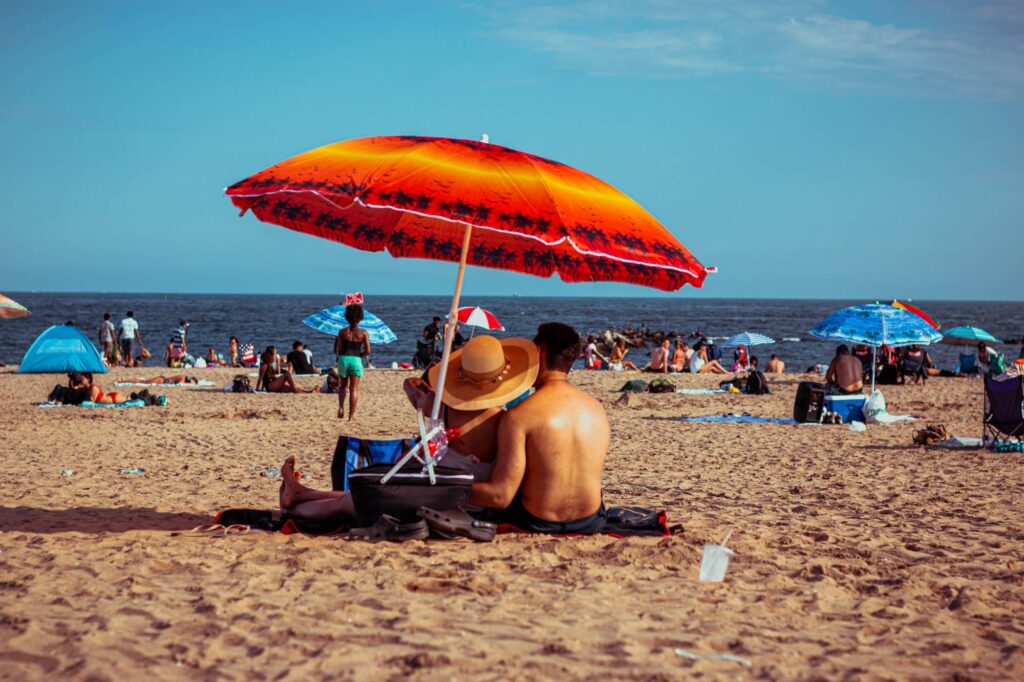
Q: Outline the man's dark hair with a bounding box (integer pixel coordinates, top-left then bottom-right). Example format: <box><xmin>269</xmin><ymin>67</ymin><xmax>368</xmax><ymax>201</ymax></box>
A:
<box><xmin>751</xmin><ymin>356</ymin><xmax>759</xmax><ymax>365</ymax></box>
<box><xmin>127</xmin><ymin>311</ymin><xmax>134</xmax><ymax>318</ymax></box>
<box><xmin>103</xmin><ymin>313</ymin><xmax>110</xmax><ymax>321</ymax></box>
<box><xmin>345</xmin><ymin>304</ymin><xmax>364</xmax><ymax>326</ymax></box>
<box><xmin>433</xmin><ymin>316</ymin><xmax>441</xmax><ymax>323</ymax></box>
<box><xmin>293</xmin><ymin>341</ymin><xmax>303</xmax><ymax>350</ymax></box>
<box><xmin>534</xmin><ymin>322</ymin><xmax>580</xmax><ymax>372</ymax></box>
<box><xmin>837</xmin><ymin>344</ymin><xmax>850</xmax><ymax>355</ymax></box>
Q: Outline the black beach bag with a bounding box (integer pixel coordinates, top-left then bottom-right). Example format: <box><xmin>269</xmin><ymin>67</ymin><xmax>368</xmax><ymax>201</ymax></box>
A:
<box><xmin>744</xmin><ymin>370</ymin><xmax>770</xmax><ymax>395</ymax></box>
<box><xmin>793</xmin><ymin>381</ymin><xmax>825</xmax><ymax>423</ymax></box>
<box><xmin>348</xmin><ymin>461</ymin><xmax>474</xmax><ymax>526</ymax></box>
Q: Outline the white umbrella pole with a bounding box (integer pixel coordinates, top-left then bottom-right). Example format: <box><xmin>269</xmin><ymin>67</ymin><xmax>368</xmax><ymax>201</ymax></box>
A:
<box><xmin>871</xmin><ymin>345</ymin><xmax>876</xmax><ymax>394</ymax></box>
<box><xmin>430</xmin><ymin>222</ymin><xmax>474</xmax><ymax>421</ymax></box>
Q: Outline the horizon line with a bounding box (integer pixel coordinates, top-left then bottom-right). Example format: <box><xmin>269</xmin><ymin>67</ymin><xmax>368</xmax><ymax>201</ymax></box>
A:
<box><xmin>2</xmin><ymin>290</ymin><xmax>1022</xmax><ymax>304</ymax></box>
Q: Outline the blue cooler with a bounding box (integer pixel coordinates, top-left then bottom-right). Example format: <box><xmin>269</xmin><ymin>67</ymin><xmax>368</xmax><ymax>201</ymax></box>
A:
<box><xmin>823</xmin><ymin>394</ymin><xmax>866</xmax><ymax>423</ymax></box>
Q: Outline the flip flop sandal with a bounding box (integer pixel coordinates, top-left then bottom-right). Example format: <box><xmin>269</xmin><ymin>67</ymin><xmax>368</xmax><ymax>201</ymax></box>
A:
<box><xmin>173</xmin><ymin>523</ymin><xmax>227</xmax><ymax>537</ymax></box>
<box><xmin>418</xmin><ymin>506</ymin><xmax>496</xmax><ymax>542</ymax></box>
<box><xmin>224</xmin><ymin>524</ymin><xmax>252</xmax><ymax>535</ymax></box>
<box><xmin>342</xmin><ymin>515</ymin><xmax>429</xmax><ymax>543</ymax></box>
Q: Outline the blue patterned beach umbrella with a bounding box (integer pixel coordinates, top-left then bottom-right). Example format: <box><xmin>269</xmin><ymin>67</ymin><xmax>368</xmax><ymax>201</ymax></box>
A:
<box><xmin>941</xmin><ymin>326</ymin><xmax>1001</xmax><ymax>347</ymax></box>
<box><xmin>809</xmin><ymin>304</ymin><xmax>942</xmax><ymax>348</ymax></box>
<box><xmin>302</xmin><ymin>305</ymin><xmax>397</xmax><ymax>344</ymax></box>
<box><xmin>719</xmin><ymin>332</ymin><xmax>775</xmax><ymax>347</ymax></box>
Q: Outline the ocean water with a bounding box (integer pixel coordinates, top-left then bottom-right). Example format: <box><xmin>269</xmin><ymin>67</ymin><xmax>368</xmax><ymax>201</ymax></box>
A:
<box><xmin>1</xmin><ymin>293</ymin><xmax>1021</xmax><ymax>372</ymax></box>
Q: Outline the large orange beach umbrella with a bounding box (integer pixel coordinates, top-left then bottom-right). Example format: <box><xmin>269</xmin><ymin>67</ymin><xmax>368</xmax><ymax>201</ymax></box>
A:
<box><xmin>226</xmin><ymin>135</ymin><xmax>709</xmax><ymax>420</ymax></box>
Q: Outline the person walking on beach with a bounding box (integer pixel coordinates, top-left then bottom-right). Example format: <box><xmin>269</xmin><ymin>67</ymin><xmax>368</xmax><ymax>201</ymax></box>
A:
<box><xmin>117</xmin><ymin>311</ymin><xmax>143</xmax><ymax>367</ymax></box>
<box><xmin>98</xmin><ymin>313</ymin><xmax>115</xmax><ymax>363</ymax></box>
<box><xmin>172</xmin><ymin>320</ymin><xmax>189</xmax><ymax>360</ymax></box>
<box><xmin>334</xmin><ymin>303</ymin><xmax>370</xmax><ymax>420</ymax></box>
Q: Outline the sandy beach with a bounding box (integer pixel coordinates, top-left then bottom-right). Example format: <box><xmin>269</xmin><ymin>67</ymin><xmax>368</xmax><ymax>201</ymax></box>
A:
<box><xmin>0</xmin><ymin>366</ymin><xmax>1020</xmax><ymax>680</ymax></box>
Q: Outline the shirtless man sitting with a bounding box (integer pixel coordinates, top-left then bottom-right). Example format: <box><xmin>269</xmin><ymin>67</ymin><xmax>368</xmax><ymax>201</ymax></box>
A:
<box><xmin>471</xmin><ymin>322</ymin><xmax>610</xmax><ymax>534</ymax></box>
<box><xmin>825</xmin><ymin>345</ymin><xmax>864</xmax><ymax>394</ymax></box>
<box><xmin>765</xmin><ymin>354</ymin><xmax>785</xmax><ymax>373</ymax></box>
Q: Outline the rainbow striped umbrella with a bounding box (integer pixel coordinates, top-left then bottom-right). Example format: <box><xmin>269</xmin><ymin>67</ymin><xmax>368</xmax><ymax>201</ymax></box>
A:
<box><xmin>0</xmin><ymin>294</ymin><xmax>29</xmax><ymax>319</ymax></box>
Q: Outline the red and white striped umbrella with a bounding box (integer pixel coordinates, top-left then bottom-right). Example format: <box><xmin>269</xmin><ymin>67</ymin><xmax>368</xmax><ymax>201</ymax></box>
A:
<box><xmin>456</xmin><ymin>306</ymin><xmax>504</xmax><ymax>331</ymax></box>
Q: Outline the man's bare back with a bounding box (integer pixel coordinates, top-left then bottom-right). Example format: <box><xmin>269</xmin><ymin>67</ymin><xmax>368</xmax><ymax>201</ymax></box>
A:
<box><xmin>471</xmin><ymin>322</ymin><xmax>610</xmax><ymax>529</ymax></box>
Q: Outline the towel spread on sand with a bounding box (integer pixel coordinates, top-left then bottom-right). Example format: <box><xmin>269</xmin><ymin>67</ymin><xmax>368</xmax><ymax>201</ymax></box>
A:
<box><xmin>675</xmin><ymin>388</ymin><xmax>727</xmax><ymax>395</ymax></box>
<box><xmin>936</xmin><ymin>436</ymin><xmax>984</xmax><ymax>449</ymax></box>
<box><xmin>115</xmin><ymin>380</ymin><xmax>215</xmax><ymax>387</ymax></box>
<box><xmin>39</xmin><ymin>399</ymin><xmax>147</xmax><ymax>408</ymax></box>
<box><xmin>674</xmin><ymin>413</ymin><xmax>798</xmax><ymax>425</ymax></box>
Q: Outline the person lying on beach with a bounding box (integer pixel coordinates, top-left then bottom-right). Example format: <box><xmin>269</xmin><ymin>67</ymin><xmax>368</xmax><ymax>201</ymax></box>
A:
<box><xmin>69</xmin><ymin>372</ymin><xmax>131</xmax><ymax>404</ymax></box>
<box><xmin>320</xmin><ymin>368</ymin><xmax>342</xmax><ymax>394</ymax></box>
<box><xmin>279</xmin><ymin>333</ymin><xmax>541</xmax><ymax>521</ymax></box>
<box><xmin>256</xmin><ymin>347</ymin><xmax>319</xmax><ymax>394</ymax></box>
<box><xmin>644</xmin><ymin>339</ymin><xmax>671</xmax><ymax>373</ymax></box>
<box><xmin>690</xmin><ymin>343</ymin><xmax>727</xmax><ymax>374</ymax></box>
<box><xmin>825</xmin><ymin>345</ymin><xmax>864</xmax><ymax>394</ymax></box>
<box><xmin>130</xmin><ymin>375</ymin><xmax>200</xmax><ymax>385</ymax></box>
<box><xmin>609</xmin><ymin>339</ymin><xmax>640</xmax><ymax>372</ymax></box>
<box><xmin>765</xmin><ymin>354</ymin><xmax>785</xmax><ymax>373</ymax></box>
<box><xmin>46</xmin><ymin>373</ymin><xmax>93</xmax><ymax>405</ymax></box>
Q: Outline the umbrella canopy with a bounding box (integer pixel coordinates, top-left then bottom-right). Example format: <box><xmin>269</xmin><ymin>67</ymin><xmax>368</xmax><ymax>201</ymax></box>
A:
<box><xmin>456</xmin><ymin>306</ymin><xmax>504</xmax><ymax>331</ymax></box>
<box><xmin>809</xmin><ymin>304</ymin><xmax>943</xmax><ymax>348</ymax></box>
<box><xmin>302</xmin><ymin>305</ymin><xmax>397</xmax><ymax>345</ymax></box>
<box><xmin>892</xmin><ymin>300</ymin><xmax>940</xmax><ymax>330</ymax></box>
<box><xmin>227</xmin><ymin>135</ymin><xmax>708</xmax><ymax>423</ymax></box>
<box><xmin>226</xmin><ymin>136</ymin><xmax>707</xmax><ymax>291</ymax></box>
<box><xmin>0</xmin><ymin>294</ymin><xmax>30</xmax><ymax>319</ymax></box>
<box><xmin>719</xmin><ymin>332</ymin><xmax>775</xmax><ymax>347</ymax></box>
<box><xmin>941</xmin><ymin>326</ymin><xmax>1001</xmax><ymax>347</ymax></box>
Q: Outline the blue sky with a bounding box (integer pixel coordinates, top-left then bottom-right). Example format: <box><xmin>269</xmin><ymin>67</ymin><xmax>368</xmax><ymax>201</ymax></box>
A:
<box><xmin>1</xmin><ymin>1</ymin><xmax>1021</xmax><ymax>299</ymax></box>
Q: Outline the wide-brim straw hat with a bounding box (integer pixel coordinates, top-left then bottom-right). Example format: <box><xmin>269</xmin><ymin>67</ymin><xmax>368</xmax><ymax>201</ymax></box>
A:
<box><xmin>428</xmin><ymin>335</ymin><xmax>539</xmax><ymax>411</ymax></box>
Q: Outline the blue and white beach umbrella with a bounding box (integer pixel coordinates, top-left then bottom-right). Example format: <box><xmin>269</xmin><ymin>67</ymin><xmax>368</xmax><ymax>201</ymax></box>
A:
<box><xmin>302</xmin><ymin>305</ymin><xmax>398</xmax><ymax>345</ymax></box>
<box><xmin>941</xmin><ymin>326</ymin><xmax>1001</xmax><ymax>347</ymax></box>
<box><xmin>719</xmin><ymin>332</ymin><xmax>775</xmax><ymax>347</ymax></box>
<box><xmin>809</xmin><ymin>303</ymin><xmax>942</xmax><ymax>348</ymax></box>
<box><xmin>810</xmin><ymin>303</ymin><xmax>942</xmax><ymax>393</ymax></box>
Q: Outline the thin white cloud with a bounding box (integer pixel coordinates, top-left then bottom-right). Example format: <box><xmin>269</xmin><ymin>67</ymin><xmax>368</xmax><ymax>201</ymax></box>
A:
<box><xmin>483</xmin><ymin>0</ymin><xmax>1024</xmax><ymax>99</ymax></box>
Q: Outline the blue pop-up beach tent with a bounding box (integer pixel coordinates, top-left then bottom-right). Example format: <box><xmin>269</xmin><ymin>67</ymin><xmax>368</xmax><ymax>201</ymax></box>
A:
<box><xmin>18</xmin><ymin>324</ymin><xmax>107</xmax><ymax>373</ymax></box>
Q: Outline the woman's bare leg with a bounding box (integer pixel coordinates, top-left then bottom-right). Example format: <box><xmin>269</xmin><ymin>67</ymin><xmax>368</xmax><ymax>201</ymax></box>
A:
<box><xmin>278</xmin><ymin>457</ymin><xmax>354</xmax><ymax>520</ymax></box>
<box><xmin>348</xmin><ymin>376</ymin><xmax>361</xmax><ymax>420</ymax></box>
<box><xmin>337</xmin><ymin>377</ymin><xmax>349</xmax><ymax>419</ymax></box>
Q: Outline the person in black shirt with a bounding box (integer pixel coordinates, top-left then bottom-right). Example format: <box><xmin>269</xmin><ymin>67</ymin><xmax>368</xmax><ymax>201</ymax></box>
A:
<box><xmin>286</xmin><ymin>341</ymin><xmax>317</xmax><ymax>375</ymax></box>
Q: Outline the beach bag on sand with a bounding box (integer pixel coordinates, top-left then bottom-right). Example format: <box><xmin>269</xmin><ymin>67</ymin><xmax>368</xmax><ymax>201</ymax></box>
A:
<box><xmin>793</xmin><ymin>381</ymin><xmax>826</xmax><ymax>423</ymax></box>
<box><xmin>648</xmin><ymin>378</ymin><xmax>676</xmax><ymax>394</ymax></box>
<box><xmin>620</xmin><ymin>379</ymin><xmax>648</xmax><ymax>393</ymax></box>
<box><xmin>744</xmin><ymin>370</ymin><xmax>770</xmax><ymax>395</ymax></box>
<box><xmin>348</xmin><ymin>461</ymin><xmax>473</xmax><ymax>526</ymax></box>
<box><xmin>913</xmin><ymin>424</ymin><xmax>948</xmax><ymax>446</ymax></box>
<box><xmin>231</xmin><ymin>375</ymin><xmax>254</xmax><ymax>393</ymax></box>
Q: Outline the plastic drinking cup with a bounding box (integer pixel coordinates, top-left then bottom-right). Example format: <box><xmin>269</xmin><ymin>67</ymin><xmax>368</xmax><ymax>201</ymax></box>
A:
<box><xmin>699</xmin><ymin>543</ymin><xmax>735</xmax><ymax>582</ymax></box>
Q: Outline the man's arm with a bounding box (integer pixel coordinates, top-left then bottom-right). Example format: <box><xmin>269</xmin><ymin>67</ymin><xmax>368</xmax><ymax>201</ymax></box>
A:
<box><xmin>824</xmin><ymin>359</ymin><xmax>837</xmax><ymax>384</ymax></box>
<box><xmin>469</xmin><ymin>411</ymin><xmax>527</xmax><ymax>509</ymax></box>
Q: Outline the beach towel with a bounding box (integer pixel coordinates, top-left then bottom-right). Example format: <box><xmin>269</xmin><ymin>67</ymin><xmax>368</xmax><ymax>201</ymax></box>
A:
<box><xmin>39</xmin><ymin>399</ymin><xmax>147</xmax><ymax>408</ymax></box>
<box><xmin>115</xmin><ymin>380</ymin><xmax>215</xmax><ymax>387</ymax></box>
<box><xmin>212</xmin><ymin>505</ymin><xmax>676</xmax><ymax>538</ymax></box>
<box><xmin>668</xmin><ymin>413</ymin><xmax>798</xmax><ymax>425</ymax></box>
<box><xmin>675</xmin><ymin>388</ymin><xmax>727</xmax><ymax>396</ymax></box>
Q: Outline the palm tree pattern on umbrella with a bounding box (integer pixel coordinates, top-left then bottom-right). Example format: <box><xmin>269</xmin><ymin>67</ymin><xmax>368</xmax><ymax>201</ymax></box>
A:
<box><xmin>227</xmin><ymin>136</ymin><xmax>707</xmax><ymax>291</ymax></box>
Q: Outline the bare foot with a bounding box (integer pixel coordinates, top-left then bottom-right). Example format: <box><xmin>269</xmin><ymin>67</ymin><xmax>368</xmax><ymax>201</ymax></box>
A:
<box><xmin>337</xmin><ymin>407</ymin><xmax>345</xmax><ymax>419</ymax></box>
<box><xmin>280</xmin><ymin>456</ymin><xmax>299</xmax><ymax>510</ymax></box>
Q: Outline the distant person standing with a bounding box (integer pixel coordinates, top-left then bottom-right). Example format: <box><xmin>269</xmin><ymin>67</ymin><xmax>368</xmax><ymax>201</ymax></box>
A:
<box><xmin>117</xmin><ymin>311</ymin><xmax>142</xmax><ymax>367</ymax></box>
<box><xmin>173</xmin><ymin>320</ymin><xmax>189</xmax><ymax>357</ymax></box>
<box><xmin>415</xmin><ymin>316</ymin><xmax>443</xmax><ymax>368</ymax></box>
<box><xmin>98</xmin><ymin>313</ymin><xmax>115</xmax><ymax>363</ymax></box>
<box><xmin>334</xmin><ymin>304</ymin><xmax>371</xmax><ymax>420</ymax></box>
<box><xmin>229</xmin><ymin>336</ymin><xmax>240</xmax><ymax>367</ymax></box>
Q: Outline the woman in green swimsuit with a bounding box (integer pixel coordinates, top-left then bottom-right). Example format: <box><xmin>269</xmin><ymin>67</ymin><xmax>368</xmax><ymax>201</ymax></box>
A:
<box><xmin>333</xmin><ymin>304</ymin><xmax>370</xmax><ymax>420</ymax></box>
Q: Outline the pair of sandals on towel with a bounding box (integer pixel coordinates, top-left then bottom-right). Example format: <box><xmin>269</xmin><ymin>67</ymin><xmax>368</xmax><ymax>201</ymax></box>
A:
<box><xmin>349</xmin><ymin>507</ymin><xmax>496</xmax><ymax>543</ymax></box>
